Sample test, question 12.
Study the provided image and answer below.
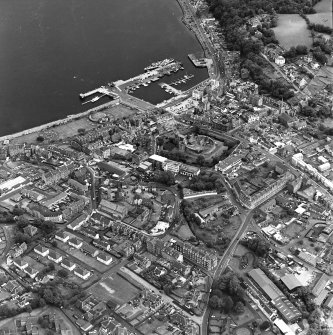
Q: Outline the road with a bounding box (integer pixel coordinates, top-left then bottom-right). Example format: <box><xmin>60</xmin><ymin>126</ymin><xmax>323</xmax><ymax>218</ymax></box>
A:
<box><xmin>119</xmin><ymin>266</ymin><xmax>203</xmax><ymax>325</ymax></box>
<box><xmin>200</xmin><ymin>208</ymin><xmax>253</xmax><ymax>335</ymax></box>
<box><xmin>86</xmin><ymin>165</ymin><xmax>97</xmax><ymax>210</ymax></box>
<box><xmin>260</xmin><ymin>53</ymin><xmax>308</xmax><ymax>96</ymax></box>
<box><xmin>177</xmin><ymin>0</ymin><xmax>221</xmax><ymax>80</ymax></box>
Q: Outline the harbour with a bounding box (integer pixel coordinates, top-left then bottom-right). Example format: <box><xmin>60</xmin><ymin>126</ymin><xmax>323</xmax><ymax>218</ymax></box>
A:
<box><xmin>159</xmin><ymin>83</ymin><xmax>183</xmax><ymax>95</ymax></box>
<box><xmin>0</xmin><ymin>0</ymin><xmax>208</xmax><ymax>136</ymax></box>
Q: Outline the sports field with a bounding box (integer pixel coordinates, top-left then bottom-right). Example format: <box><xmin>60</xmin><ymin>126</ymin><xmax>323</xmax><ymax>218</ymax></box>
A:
<box><xmin>88</xmin><ymin>273</ymin><xmax>140</xmax><ymax>305</ymax></box>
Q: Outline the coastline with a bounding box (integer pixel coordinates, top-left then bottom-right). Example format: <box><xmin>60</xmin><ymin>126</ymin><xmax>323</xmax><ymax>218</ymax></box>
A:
<box><xmin>0</xmin><ymin>100</ymin><xmax>119</xmax><ymax>143</ymax></box>
<box><xmin>175</xmin><ymin>0</ymin><xmax>208</xmax><ymax>58</ymax></box>
<box><xmin>0</xmin><ymin>0</ymin><xmax>208</xmax><ymax>144</ymax></box>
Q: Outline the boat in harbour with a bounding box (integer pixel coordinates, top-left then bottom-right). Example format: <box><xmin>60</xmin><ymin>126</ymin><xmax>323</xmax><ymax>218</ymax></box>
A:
<box><xmin>144</xmin><ymin>58</ymin><xmax>175</xmax><ymax>71</ymax></box>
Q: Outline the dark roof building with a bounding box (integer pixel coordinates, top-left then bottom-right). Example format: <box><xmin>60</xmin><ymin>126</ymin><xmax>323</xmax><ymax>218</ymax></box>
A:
<box><xmin>248</xmin><ymin>268</ymin><xmax>301</xmax><ymax>323</ymax></box>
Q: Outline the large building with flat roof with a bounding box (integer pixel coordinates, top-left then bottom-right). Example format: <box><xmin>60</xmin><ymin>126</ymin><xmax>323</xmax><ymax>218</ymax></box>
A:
<box><xmin>248</xmin><ymin>268</ymin><xmax>301</xmax><ymax>324</ymax></box>
<box><xmin>0</xmin><ymin>176</ymin><xmax>26</xmax><ymax>193</ymax></box>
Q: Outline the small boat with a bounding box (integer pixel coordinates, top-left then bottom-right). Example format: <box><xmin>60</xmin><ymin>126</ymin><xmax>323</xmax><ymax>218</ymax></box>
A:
<box><xmin>91</xmin><ymin>96</ymin><xmax>100</xmax><ymax>102</ymax></box>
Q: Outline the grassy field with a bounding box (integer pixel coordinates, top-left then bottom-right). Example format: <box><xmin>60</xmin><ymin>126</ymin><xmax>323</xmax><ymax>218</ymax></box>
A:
<box><xmin>11</xmin><ymin>117</ymin><xmax>95</xmax><ymax>145</ymax></box>
<box><xmin>88</xmin><ymin>273</ymin><xmax>140</xmax><ymax>305</ymax></box>
<box><xmin>176</xmin><ymin>222</ymin><xmax>196</xmax><ymax>240</ymax></box>
<box><xmin>231</xmin><ymin>305</ymin><xmax>255</xmax><ymax>326</ymax></box>
<box><xmin>138</xmin><ymin>318</ymin><xmax>164</xmax><ymax>334</ymax></box>
<box><xmin>103</xmin><ymin>104</ymin><xmax>136</xmax><ymax>120</ymax></box>
<box><xmin>0</xmin><ymin>291</ymin><xmax>11</xmax><ymax>301</ymax></box>
<box><xmin>273</xmin><ymin>14</ymin><xmax>312</xmax><ymax>49</ymax></box>
<box><xmin>283</xmin><ymin>221</ymin><xmax>303</xmax><ymax>238</ymax></box>
<box><xmin>307</xmin><ymin>0</ymin><xmax>332</xmax><ymax>27</ymax></box>
<box><xmin>10</xmin><ymin>103</ymin><xmax>136</xmax><ymax>145</ymax></box>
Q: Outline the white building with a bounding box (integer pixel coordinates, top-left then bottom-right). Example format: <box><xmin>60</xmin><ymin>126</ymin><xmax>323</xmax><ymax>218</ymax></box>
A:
<box><xmin>74</xmin><ymin>267</ymin><xmax>91</xmax><ymax>280</ymax></box>
<box><xmin>97</xmin><ymin>253</ymin><xmax>113</xmax><ymax>265</ymax></box>
<box><xmin>24</xmin><ymin>266</ymin><xmax>39</xmax><ymax>279</ymax></box>
<box><xmin>275</xmin><ymin>56</ymin><xmax>285</xmax><ymax>66</ymax></box>
<box><xmin>48</xmin><ymin>251</ymin><xmax>63</xmax><ymax>264</ymax></box>
<box><xmin>163</xmin><ymin>160</ymin><xmax>181</xmax><ymax>174</ymax></box>
<box><xmin>61</xmin><ymin>259</ymin><xmax>76</xmax><ymax>271</ymax></box>
<box><xmin>55</xmin><ymin>231</ymin><xmax>69</xmax><ymax>243</ymax></box>
<box><xmin>13</xmin><ymin>259</ymin><xmax>28</xmax><ymax>271</ymax></box>
<box><xmin>68</xmin><ymin>238</ymin><xmax>83</xmax><ymax>249</ymax></box>
<box><xmin>34</xmin><ymin>245</ymin><xmax>49</xmax><ymax>257</ymax></box>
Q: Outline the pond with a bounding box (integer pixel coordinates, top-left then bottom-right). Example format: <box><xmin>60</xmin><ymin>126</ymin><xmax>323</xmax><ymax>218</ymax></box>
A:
<box><xmin>273</xmin><ymin>14</ymin><xmax>313</xmax><ymax>49</ymax></box>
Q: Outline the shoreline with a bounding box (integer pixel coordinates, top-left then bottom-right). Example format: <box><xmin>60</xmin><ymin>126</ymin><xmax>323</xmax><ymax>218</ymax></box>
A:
<box><xmin>0</xmin><ymin>99</ymin><xmax>119</xmax><ymax>143</ymax></box>
<box><xmin>175</xmin><ymin>0</ymin><xmax>208</xmax><ymax>58</ymax></box>
<box><xmin>0</xmin><ymin>0</ymin><xmax>208</xmax><ymax>144</ymax></box>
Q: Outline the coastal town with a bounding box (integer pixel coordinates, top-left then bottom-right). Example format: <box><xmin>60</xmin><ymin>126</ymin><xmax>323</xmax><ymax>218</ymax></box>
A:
<box><xmin>0</xmin><ymin>0</ymin><xmax>332</xmax><ymax>335</ymax></box>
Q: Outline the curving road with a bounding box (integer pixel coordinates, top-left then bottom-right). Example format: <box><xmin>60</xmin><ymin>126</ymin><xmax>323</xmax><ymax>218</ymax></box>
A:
<box><xmin>200</xmin><ymin>208</ymin><xmax>254</xmax><ymax>335</ymax></box>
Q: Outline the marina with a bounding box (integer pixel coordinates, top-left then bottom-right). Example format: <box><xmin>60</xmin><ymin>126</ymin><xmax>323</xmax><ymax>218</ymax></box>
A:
<box><xmin>170</xmin><ymin>74</ymin><xmax>194</xmax><ymax>86</ymax></box>
<box><xmin>159</xmin><ymin>83</ymin><xmax>183</xmax><ymax>95</ymax></box>
<box><xmin>116</xmin><ymin>59</ymin><xmax>184</xmax><ymax>94</ymax></box>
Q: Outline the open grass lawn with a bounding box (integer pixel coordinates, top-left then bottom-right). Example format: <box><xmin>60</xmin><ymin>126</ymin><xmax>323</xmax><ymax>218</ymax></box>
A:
<box><xmin>235</xmin><ymin>327</ymin><xmax>251</xmax><ymax>335</ymax></box>
<box><xmin>273</xmin><ymin>14</ymin><xmax>312</xmax><ymax>49</ymax></box>
<box><xmin>11</xmin><ymin>117</ymin><xmax>95</xmax><ymax>145</ymax></box>
<box><xmin>10</xmin><ymin>102</ymin><xmax>136</xmax><ymax>145</ymax></box>
<box><xmin>231</xmin><ymin>305</ymin><xmax>255</xmax><ymax>327</ymax></box>
<box><xmin>88</xmin><ymin>273</ymin><xmax>140</xmax><ymax>305</ymax></box>
<box><xmin>283</xmin><ymin>221</ymin><xmax>303</xmax><ymax>238</ymax></box>
<box><xmin>0</xmin><ymin>291</ymin><xmax>11</xmax><ymax>301</ymax></box>
<box><xmin>176</xmin><ymin>223</ymin><xmax>196</xmax><ymax>240</ymax></box>
<box><xmin>138</xmin><ymin>318</ymin><xmax>163</xmax><ymax>334</ymax></box>
<box><xmin>103</xmin><ymin>104</ymin><xmax>136</xmax><ymax>120</ymax></box>
<box><xmin>307</xmin><ymin>0</ymin><xmax>332</xmax><ymax>27</ymax></box>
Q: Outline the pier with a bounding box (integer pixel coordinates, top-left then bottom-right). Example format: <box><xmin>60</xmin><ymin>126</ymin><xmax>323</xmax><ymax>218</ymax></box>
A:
<box><xmin>159</xmin><ymin>83</ymin><xmax>183</xmax><ymax>95</ymax></box>
<box><xmin>79</xmin><ymin>86</ymin><xmax>118</xmax><ymax>99</ymax></box>
<box><xmin>188</xmin><ymin>53</ymin><xmax>209</xmax><ymax>67</ymax></box>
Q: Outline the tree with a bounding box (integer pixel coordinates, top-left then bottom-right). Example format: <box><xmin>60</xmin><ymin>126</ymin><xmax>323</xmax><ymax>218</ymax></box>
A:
<box><xmin>234</xmin><ymin>301</ymin><xmax>245</xmax><ymax>314</ymax></box>
<box><xmin>77</xmin><ymin>128</ymin><xmax>86</xmax><ymax>135</ymax></box>
<box><xmin>47</xmin><ymin>262</ymin><xmax>55</xmax><ymax>272</ymax></box>
<box><xmin>209</xmin><ymin>295</ymin><xmax>221</xmax><ymax>309</ymax></box>
<box><xmin>196</xmin><ymin>155</ymin><xmax>205</xmax><ymax>166</ymax></box>
<box><xmin>12</xmin><ymin>206</ymin><xmax>25</xmax><ymax>216</ymax></box>
<box><xmin>36</xmin><ymin>136</ymin><xmax>44</xmax><ymax>142</ymax></box>
<box><xmin>260</xmin><ymin>320</ymin><xmax>271</xmax><ymax>331</ymax></box>
<box><xmin>284</xmin><ymin>46</ymin><xmax>297</xmax><ymax>58</ymax></box>
<box><xmin>313</xmin><ymin>50</ymin><xmax>328</xmax><ymax>65</ymax></box>
<box><xmin>57</xmin><ymin>269</ymin><xmax>69</xmax><ymax>278</ymax></box>
<box><xmin>152</xmin><ymin>171</ymin><xmax>175</xmax><ymax>186</ymax></box>
<box><xmin>301</xmin><ymin>105</ymin><xmax>317</xmax><ymax>117</ymax></box>
<box><xmin>38</xmin><ymin>317</ymin><xmax>50</xmax><ymax>329</ymax></box>
<box><xmin>222</xmin><ymin>295</ymin><xmax>234</xmax><ymax>313</ymax></box>
<box><xmin>296</xmin><ymin>45</ymin><xmax>308</xmax><ymax>55</ymax></box>
<box><xmin>39</xmin><ymin>298</ymin><xmax>46</xmax><ymax>307</ymax></box>
<box><xmin>39</xmin><ymin>221</ymin><xmax>56</xmax><ymax>235</ymax></box>
<box><xmin>51</xmin><ymin>241</ymin><xmax>57</xmax><ymax>248</ymax></box>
